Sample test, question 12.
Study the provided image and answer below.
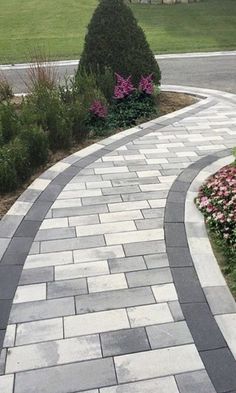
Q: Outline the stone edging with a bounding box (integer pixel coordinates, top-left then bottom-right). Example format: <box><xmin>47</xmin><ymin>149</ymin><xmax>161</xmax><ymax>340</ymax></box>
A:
<box><xmin>165</xmin><ymin>149</ymin><xmax>236</xmax><ymax>393</ymax></box>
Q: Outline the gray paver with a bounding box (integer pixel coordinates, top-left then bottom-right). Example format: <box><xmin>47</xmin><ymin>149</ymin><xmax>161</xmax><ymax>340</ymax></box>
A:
<box><xmin>47</xmin><ymin>278</ymin><xmax>88</xmax><ymax>299</ymax></box>
<box><xmin>35</xmin><ymin>227</ymin><xmax>76</xmax><ymax>241</ymax></box>
<box><xmin>9</xmin><ymin>297</ymin><xmax>75</xmax><ymax>324</ymax></box>
<box><xmin>169</xmin><ymin>301</ymin><xmax>185</xmax><ymax>322</ymax></box>
<box><xmin>124</xmin><ymin>240</ymin><xmax>166</xmax><ymax>257</ymax></box>
<box><xmin>101</xmin><ymin>327</ymin><xmax>150</xmax><ymax>357</ymax></box>
<box><xmin>108</xmin><ymin>256</ymin><xmax>146</xmax><ymax>273</ymax></box>
<box><xmin>146</xmin><ymin>321</ymin><xmax>193</xmax><ymax>349</ymax></box>
<box><xmin>175</xmin><ymin>370</ymin><xmax>216</xmax><ymax>393</ymax></box>
<box><xmin>204</xmin><ymin>286</ymin><xmax>236</xmax><ymax>315</ymax></box>
<box><xmin>19</xmin><ymin>267</ymin><xmax>53</xmax><ymax>285</ymax></box>
<box><xmin>75</xmin><ymin>287</ymin><xmax>155</xmax><ymax>314</ymax></box>
<box><xmin>14</xmin><ymin>358</ymin><xmax>116</xmax><ymax>393</ymax></box>
<box><xmin>126</xmin><ymin>268</ymin><xmax>172</xmax><ymax>287</ymax></box>
<box><xmin>144</xmin><ymin>253</ymin><xmax>169</xmax><ymax>269</ymax></box>
<box><xmin>40</xmin><ymin>235</ymin><xmax>105</xmax><ymax>253</ymax></box>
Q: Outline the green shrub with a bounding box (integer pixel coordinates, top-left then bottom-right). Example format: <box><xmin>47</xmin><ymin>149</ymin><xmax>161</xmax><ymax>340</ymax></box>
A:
<box><xmin>79</xmin><ymin>0</ymin><xmax>161</xmax><ymax>85</ymax></box>
<box><xmin>19</xmin><ymin>125</ymin><xmax>49</xmax><ymax>168</ymax></box>
<box><xmin>94</xmin><ymin>68</ymin><xmax>115</xmax><ymax>103</ymax></box>
<box><xmin>0</xmin><ymin>102</ymin><xmax>19</xmax><ymax>143</ymax></box>
<box><xmin>0</xmin><ymin>147</ymin><xmax>17</xmax><ymax>193</ymax></box>
<box><xmin>9</xmin><ymin>138</ymin><xmax>31</xmax><ymax>182</ymax></box>
<box><xmin>24</xmin><ymin>87</ymin><xmax>72</xmax><ymax>150</ymax></box>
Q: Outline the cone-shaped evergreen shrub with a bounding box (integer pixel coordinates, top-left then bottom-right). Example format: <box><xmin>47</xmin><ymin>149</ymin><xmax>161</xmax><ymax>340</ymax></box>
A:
<box><xmin>79</xmin><ymin>0</ymin><xmax>161</xmax><ymax>85</ymax></box>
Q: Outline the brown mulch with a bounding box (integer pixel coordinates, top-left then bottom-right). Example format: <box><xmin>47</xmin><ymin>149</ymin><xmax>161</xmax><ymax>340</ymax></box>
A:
<box><xmin>0</xmin><ymin>91</ymin><xmax>197</xmax><ymax>218</ymax></box>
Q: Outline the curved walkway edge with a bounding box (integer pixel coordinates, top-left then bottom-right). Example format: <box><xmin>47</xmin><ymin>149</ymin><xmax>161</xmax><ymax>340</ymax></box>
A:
<box><xmin>0</xmin><ymin>85</ymin><xmax>236</xmax><ymax>393</ymax></box>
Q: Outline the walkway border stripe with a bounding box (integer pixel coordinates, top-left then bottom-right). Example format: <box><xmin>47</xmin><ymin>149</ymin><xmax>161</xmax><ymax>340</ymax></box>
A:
<box><xmin>165</xmin><ymin>149</ymin><xmax>236</xmax><ymax>393</ymax></box>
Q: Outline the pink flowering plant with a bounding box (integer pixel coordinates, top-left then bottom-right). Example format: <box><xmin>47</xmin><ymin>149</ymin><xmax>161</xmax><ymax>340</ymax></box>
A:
<box><xmin>89</xmin><ymin>100</ymin><xmax>108</xmax><ymax>119</ymax></box>
<box><xmin>196</xmin><ymin>161</ymin><xmax>236</xmax><ymax>293</ymax></box>
<box><xmin>113</xmin><ymin>73</ymin><xmax>135</xmax><ymax>100</ymax></box>
<box><xmin>139</xmin><ymin>74</ymin><xmax>154</xmax><ymax>95</ymax></box>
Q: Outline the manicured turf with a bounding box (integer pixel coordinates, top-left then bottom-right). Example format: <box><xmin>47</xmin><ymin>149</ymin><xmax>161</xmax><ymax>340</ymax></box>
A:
<box><xmin>0</xmin><ymin>0</ymin><xmax>236</xmax><ymax>63</ymax></box>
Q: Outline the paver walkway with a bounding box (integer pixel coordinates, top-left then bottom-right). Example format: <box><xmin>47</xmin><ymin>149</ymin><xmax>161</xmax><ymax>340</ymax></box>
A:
<box><xmin>0</xmin><ymin>86</ymin><xmax>236</xmax><ymax>393</ymax></box>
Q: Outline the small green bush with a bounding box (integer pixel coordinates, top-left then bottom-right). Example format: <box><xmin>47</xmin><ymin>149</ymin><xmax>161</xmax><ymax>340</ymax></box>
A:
<box><xmin>19</xmin><ymin>125</ymin><xmax>49</xmax><ymax>168</ymax></box>
<box><xmin>0</xmin><ymin>147</ymin><xmax>17</xmax><ymax>193</ymax></box>
<box><xmin>0</xmin><ymin>102</ymin><xmax>19</xmax><ymax>144</ymax></box>
<box><xmin>79</xmin><ymin>0</ymin><xmax>161</xmax><ymax>85</ymax></box>
<box><xmin>95</xmin><ymin>68</ymin><xmax>116</xmax><ymax>103</ymax></box>
<box><xmin>25</xmin><ymin>87</ymin><xmax>72</xmax><ymax>150</ymax></box>
<box><xmin>9</xmin><ymin>138</ymin><xmax>31</xmax><ymax>182</ymax></box>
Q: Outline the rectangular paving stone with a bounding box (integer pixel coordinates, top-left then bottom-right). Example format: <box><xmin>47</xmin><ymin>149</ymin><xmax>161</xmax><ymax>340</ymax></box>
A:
<box><xmin>126</xmin><ymin>268</ymin><xmax>172</xmax><ymax>287</ymax></box>
<box><xmin>40</xmin><ymin>217</ymin><xmax>68</xmax><ymax>229</ymax></box>
<box><xmin>74</xmin><ymin>245</ymin><xmax>124</xmax><ymax>263</ymax></box>
<box><xmin>167</xmin><ymin>247</ymin><xmax>193</xmax><ymax>267</ymax></box>
<box><xmin>19</xmin><ymin>266</ymin><xmax>53</xmax><ymax>285</ymax></box>
<box><xmin>152</xmin><ymin>283</ymin><xmax>178</xmax><ymax>302</ymax></box>
<box><xmin>102</xmin><ymin>185</ymin><xmax>140</xmax><ymax>196</ymax></box>
<box><xmin>175</xmin><ymin>370</ymin><xmax>217</xmax><ymax>393</ymax></box>
<box><xmin>13</xmin><ymin>283</ymin><xmax>46</xmax><ymax>304</ymax></box>
<box><xmin>204</xmin><ymin>286</ymin><xmax>236</xmax><ymax>315</ymax></box>
<box><xmin>0</xmin><ymin>300</ymin><xmax>12</xmax><ymax>329</ymax></box>
<box><xmin>40</xmin><ymin>235</ymin><xmax>105</xmax><ymax>253</ymax></box>
<box><xmin>171</xmin><ymin>267</ymin><xmax>205</xmax><ymax>303</ymax></box>
<box><xmin>25</xmin><ymin>200</ymin><xmax>51</xmax><ymax>221</ymax></box>
<box><xmin>127</xmin><ymin>303</ymin><xmax>173</xmax><ymax>327</ymax></box>
<box><xmin>100</xmin><ymin>210</ymin><xmax>142</xmax><ymax>223</ymax></box>
<box><xmin>35</xmin><ymin>227</ymin><xmax>76</xmax><ymax>241</ymax></box>
<box><xmin>59</xmin><ymin>189</ymin><xmax>102</xmax><ymax>199</ymax></box>
<box><xmin>75</xmin><ymin>287</ymin><xmax>155</xmax><ymax>314</ymax></box>
<box><xmin>114</xmin><ymin>344</ymin><xmax>204</xmax><ymax>383</ymax></box>
<box><xmin>76</xmin><ymin>221</ymin><xmax>136</xmax><ymax>237</ymax></box>
<box><xmin>215</xmin><ymin>314</ymin><xmax>236</xmax><ymax>359</ymax></box>
<box><xmin>69</xmin><ymin>214</ymin><xmax>99</xmax><ymax>227</ymax></box>
<box><xmin>135</xmin><ymin>218</ymin><xmax>163</xmax><ymax>230</ymax></box>
<box><xmin>47</xmin><ymin>278</ymin><xmax>87</xmax><ymax>299</ymax></box>
<box><xmin>141</xmin><ymin>208</ymin><xmax>164</xmax><ymax>219</ymax></box>
<box><xmin>65</xmin><ymin>309</ymin><xmax>129</xmax><ymax>337</ymax></box>
<box><xmin>108</xmin><ymin>201</ymin><xmax>149</xmax><ymax>213</ymax></box>
<box><xmin>88</xmin><ymin>273</ymin><xmax>127</xmax><ymax>293</ymax></box>
<box><xmin>14</xmin><ymin>220</ymin><xmax>41</xmax><ymax>238</ymax></box>
<box><xmin>144</xmin><ymin>253</ymin><xmax>168</xmax><ymax>269</ymax></box>
<box><xmin>0</xmin><ymin>374</ymin><xmax>14</xmax><ymax>393</ymax></box>
<box><xmin>0</xmin><ymin>215</ymin><xmax>23</xmax><ymax>238</ymax></box>
<box><xmin>105</xmin><ymin>228</ymin><xmax>164</xmax><ymax>246</ymax></box>
<box><xmin>124</xmin><ymin>240</ymin><xmax>166</xmax><ymax>257</ymax></box>
<box><xmin>82</xmin><ymin>195</ymin><xmax>122</xmax><ymax>206</ymax></box>
<box><xmin>169</xmin><ymin>301</ymin><xmax>185</xmax><ymax>322</ymax></box>
<box><xmin>0</xmin><ymin>348</ymin><xmax>6</xmax><ymax>375</ymax></box>
<box><xmin>108</xmin><ymin>256</ymin><xmax>146</xmax><ymax>273</ymax></box>
<box><xmin>100</xmin><ymin>376</ymin><xmax>179</xmax><ymax>393</ymax></box>
<box><xmin>24</xmin><ymin>251</ymin><xmax>73</xmax><ymax>269</ymax></box>
<box><xmin>6</xmin><ymin>335</ymin><xmax>101</xmax><ymax>374</ymax></box>
<box><xmin>55</xmin><ymin>261</ymin><xmax>109</xmax><ymax>281</ymax></box>
<box><xmin>165</xmin><ymin>223</ymin><xmax>188</xmax><ymax>247</ymax></box>
<box><xmin>146</xmin><ymin>321</ymin><xmax>193</xmax><ymax>349</ymax></box>
<box><xmin>14</xmin><ymin>357</ymin><xmax>116</xmax><ymax>393</ymax></box>
<box><xmin>201</xmin><ymin>348</ymin><xmax>236</xmax><ymax>393</ymax></box>
<box><xmin>101</xmin><ymin>327</ymin><xmax>150</xmax><ymax>357</ymax></box>
<box><xmin>15</xmin><ymin>318</ymin><xmax>63</xmax><ymax>345</ymax></box>
<box><xmin>52</xmin><ymin>204</ymin><xmax>108</xmax><ymax>218</ymax></box>
<box><xmin>9</xmin><ymin>297</ymin><xmax>75</xmax><ymax>324</ymax></box>
<box><xmin>181</xmin><ymin>302</ymin><xmax>226</xmax><ymax>351</ymax></box>
<box><xmin>122</xmin><ymin>190</ymin><xmax>168</xmax><ymax>202</ymax></box>
<box><xmin>3</xmin><ymin>325</ymin><xmax>16</xmax><ymax>348</ymax></box>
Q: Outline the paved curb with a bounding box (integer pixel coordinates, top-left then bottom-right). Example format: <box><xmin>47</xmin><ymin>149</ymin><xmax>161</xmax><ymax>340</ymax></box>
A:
<box><xmin>1</xmin><ymin>51</ymin><xmax>236</xmax><ymax>70</ymax></box>
<box><xmin>165</xmin><ymin>150</ymin><xmax>236</xmax><ymax>393</ymax></box>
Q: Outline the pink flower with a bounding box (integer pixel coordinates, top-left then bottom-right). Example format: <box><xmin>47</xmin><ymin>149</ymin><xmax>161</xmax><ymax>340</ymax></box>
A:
<box><xmin>139</xmin><ymin>74</ymin><xmax>154</xmax><ymax>95</ymax></box>
<box><xmin>90</xmin><ymin>100</ymin><xmax>107</xmax><ymax>119</ymax></box>
<box><xmin>113</xmin><ymin>74</ymin><xmax>134</xmax><ymax>99</ymax></box>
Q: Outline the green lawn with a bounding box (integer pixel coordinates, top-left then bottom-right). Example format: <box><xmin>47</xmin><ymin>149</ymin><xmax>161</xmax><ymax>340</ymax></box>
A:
<box><xmin>0</xmin><ymin>0</ymin><xmax>236</xmax><ymax>63</ymax></box>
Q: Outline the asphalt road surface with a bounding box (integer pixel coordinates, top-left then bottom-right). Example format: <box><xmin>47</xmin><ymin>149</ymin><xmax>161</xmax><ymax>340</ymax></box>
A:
<box><xmin>1</xmin><ymin>54</ymin><xmax>236</xmax><ymax>94</ymax></box>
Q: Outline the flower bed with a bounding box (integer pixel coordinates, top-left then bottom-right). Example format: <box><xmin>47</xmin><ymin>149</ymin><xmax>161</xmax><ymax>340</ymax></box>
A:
<box><xmin>196</xmin><ymin>156</ymin><xmax>236</xmax><ymax>295</ymax></box>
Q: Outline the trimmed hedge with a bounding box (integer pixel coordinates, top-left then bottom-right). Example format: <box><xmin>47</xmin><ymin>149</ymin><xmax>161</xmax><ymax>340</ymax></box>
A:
<box><xmin>79</xmin><ymin>0</ymin><xmax>161</xmax><ymax>85</ymax></box>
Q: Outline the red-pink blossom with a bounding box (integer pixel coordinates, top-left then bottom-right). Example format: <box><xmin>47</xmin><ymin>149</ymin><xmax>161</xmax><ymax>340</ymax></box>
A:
<box><xmin>90</xmin><ymin>100</ymin><xmax>108</xmax><ymax>119</ymax></box>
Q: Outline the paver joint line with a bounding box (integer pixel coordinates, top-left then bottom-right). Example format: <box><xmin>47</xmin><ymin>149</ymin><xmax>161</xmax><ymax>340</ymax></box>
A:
<box><xmin>0</xmin><ymin>85</ymin><xmax>236</xmax><ymax>393</ymax></box>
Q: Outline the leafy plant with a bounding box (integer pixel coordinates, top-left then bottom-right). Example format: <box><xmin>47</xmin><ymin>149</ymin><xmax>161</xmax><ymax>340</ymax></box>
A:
<box><xmin>0</xmin><ymin>73</ymin><xmax>13</xmax><ymax>103</ymax></box>
<box><xmin>0</xmin><ymin>102</ymin><xmax>19</xmax><ymax>144</ymax></box>
<box><xmin>19</xmin><ymin>125</ymin><xmax>49</xmax><ymax>167</ymax></box>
